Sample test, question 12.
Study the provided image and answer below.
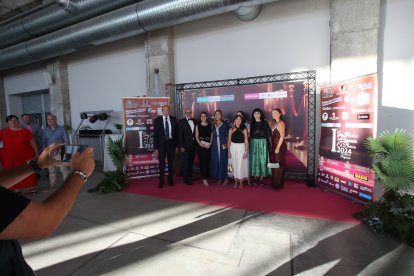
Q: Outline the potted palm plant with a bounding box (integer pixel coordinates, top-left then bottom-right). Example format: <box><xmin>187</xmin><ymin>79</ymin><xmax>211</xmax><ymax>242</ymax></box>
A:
<box><xmin>353</xmin><ymin>129</ymin><xmax>414</xmax><ymax>246</ymax></box>
<box><xmin>114</xmin><ymin>123</ymin><xmax>123</xmax><ymax>134</ymax></box>
<box><xmin>88</xmin><ymin>136</ymin><xmax>127</xmax><ymax>193</ymax></box>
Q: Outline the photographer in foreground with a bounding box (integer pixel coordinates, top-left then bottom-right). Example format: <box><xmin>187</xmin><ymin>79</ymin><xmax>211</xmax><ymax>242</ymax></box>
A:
<box><xmin>0</xmin><ymin>143</ymin><xmax>95</xmax><ymax>275</ymax></box>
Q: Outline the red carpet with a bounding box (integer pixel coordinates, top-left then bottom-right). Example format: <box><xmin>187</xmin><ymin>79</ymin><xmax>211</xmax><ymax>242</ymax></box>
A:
<box><xmin>123</xmin><ymin>177</ymin><xmax>363</xmax><ymax>224</ymax></box>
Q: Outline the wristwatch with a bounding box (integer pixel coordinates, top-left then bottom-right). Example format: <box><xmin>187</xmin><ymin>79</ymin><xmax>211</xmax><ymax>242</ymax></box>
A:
<box><xmin>27</xmin><ymin>159</ymin><xmax>41</xmax><ymax>173</ymax></box>
<box><xmin>70</xmin><ymin>170</ymin><xmax>88</xmax><ymax>182</ymax></box>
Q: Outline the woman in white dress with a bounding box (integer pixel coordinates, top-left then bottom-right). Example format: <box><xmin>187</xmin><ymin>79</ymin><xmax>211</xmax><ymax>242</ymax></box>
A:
<box><xmin>228</xmin><ymin>115</ymin><xmax>249</xmax><ymax>188</ymax></box>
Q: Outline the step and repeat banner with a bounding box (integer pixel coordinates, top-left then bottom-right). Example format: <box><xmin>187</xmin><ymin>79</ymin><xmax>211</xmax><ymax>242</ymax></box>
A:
<box><xmin>179</xmin><ymin>80</ymin><xmax>309</xmax><ymax>173</ymax></box>
<box><xmin>317</xmin><ymin>74</ymin><xmax>377</xmax><ymax>202</ymax></box>
<box><xmin>122</xmin><ymin>97</ymin><xmax>169</xmax><ymax>178</ymax></box>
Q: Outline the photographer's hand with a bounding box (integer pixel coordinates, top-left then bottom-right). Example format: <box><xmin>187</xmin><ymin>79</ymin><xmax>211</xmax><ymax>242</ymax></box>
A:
<box><xmin>70</xmin><ymin>147</ymin><xmax>95</xmax><ymax>177</ymax></box>
<box><xmin>37</xmin><ymin>143</ymin><xmax>64</xmax><ymax>169</ymax></box>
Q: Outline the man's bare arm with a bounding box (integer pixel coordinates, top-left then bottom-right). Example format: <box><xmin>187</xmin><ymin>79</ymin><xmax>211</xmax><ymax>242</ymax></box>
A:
<box><xmin>0</xmin><ymin>147</ymin><xmax>95</xmax><ymax>240</ymax></box>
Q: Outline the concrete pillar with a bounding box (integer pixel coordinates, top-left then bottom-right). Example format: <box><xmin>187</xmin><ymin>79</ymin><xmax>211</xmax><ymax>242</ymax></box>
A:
<box><xmin>46</xmin><ymin>58</ymin><xmax>72</xmax><ymax>129</ymax></box>
<box><xmin>330</xmin><ymin>0</ymin><xmax>380</xmax><ymax>82</ymax></box>
<box><xmin>145</xmin><ymin>27</ymin><xmax>175</xmax><ymax>114</ymax></box>
<box><xmin>0</xmin><ymin>73</ymin><xmax>6</xmax><ymax>128</ymax></box>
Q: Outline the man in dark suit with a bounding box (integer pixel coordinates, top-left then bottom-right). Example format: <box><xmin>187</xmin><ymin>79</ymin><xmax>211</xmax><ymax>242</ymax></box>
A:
<box><xmin>177</xmin><ymin>108</ymin><xmax>198</xmax><ymax>185</ymax></box>
<box><xmin>153</xmin><ymin>105</ymin><xmax>178</xmax><ymax>188</ymax></box>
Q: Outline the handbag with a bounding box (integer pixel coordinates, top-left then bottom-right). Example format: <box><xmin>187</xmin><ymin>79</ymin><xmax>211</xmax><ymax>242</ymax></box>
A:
<box><xmin>267</xmin><ymin>152</ymin><xmax>280</xmax><ymax>168</ymax></box>
<box><xmin>227</xmin><ymin>163</ymin><xmax>233</xmax><ymax>174</ymax></box>
<box><xmin>267</xmin><ymin>162</ymin><xmax>280</xmax><ymax>169</ymax></box>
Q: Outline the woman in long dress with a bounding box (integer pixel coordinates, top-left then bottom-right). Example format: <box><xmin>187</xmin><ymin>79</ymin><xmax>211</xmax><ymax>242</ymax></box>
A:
<box><xmin>210</xmin><ymin>110</ymin><xmax>230</xmax><ymax>185</ymax></box>
<box><xmin>0</xmin><ymin>115</ymin><xmax>39</xmax><ymax>194</ymax></box>
<box><xmin>195</xmin><ymin>112</ymin><xmax>212</xmax><ymax>186</ymax></box>
<box><xmin>236</xmin><ymin>111</ymin><xmax>252</xmax><ymax>185</ymax></box>
<box><xmin>270</xmin><ymin>108</ymin><xmax>287</xmax><ymax>189</ymax></box>
<box><xmin>249</xmin><ymin>108</ymin><xmax>272</xmax><ymax>186</ymax></box>
<box><xmin>228</xmin><ymin>115</ymin><xmax>249</xmax><ymax>188</ymax></box>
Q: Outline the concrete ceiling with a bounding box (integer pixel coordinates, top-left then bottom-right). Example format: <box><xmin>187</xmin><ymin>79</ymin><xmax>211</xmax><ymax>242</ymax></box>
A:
<box><xmin>0</xmin><ymin>0</ymin><xmax>43</xmax><ymax>22</ymax></box>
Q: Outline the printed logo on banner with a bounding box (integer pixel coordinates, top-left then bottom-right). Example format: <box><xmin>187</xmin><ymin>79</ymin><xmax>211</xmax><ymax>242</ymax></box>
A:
<box><xmin>322</xmin><ymin>89</ymin><xmax>334</xmax><ymax>98</ymax></box>
<box><xmin>340</xmin><ymin>186</ymin><xmax>348</xmax><ymax>192</ymax></box>
<box><xmin>359</xmin><ymin>185</ymin><xmax>373</xmax><ymax>193</ymax></box>
<box><xmin>351</xmin><ymin>108</ymin><xmax>373</xmax><ymax>114</ymax></box>
<box><xmin>147</xmin><ymin>108</ymin><xmax>157</xmax><ymax>114</ymax></box>
<box><xmin>322</xmin><ymin>97</ymin><xmax>342</xmax><ymax>107</ymax></box>
<box><xmin>330</xmin><ymin>113</ymin><xmax>339</xmax><ymax>120</ymax></box>
<box><xmin>344</xmin><ymin>95</ymin><xmax>355</xmax><ymax>103</ymax></box>
<box><xmin>359</xmin><ymin>192</ymin><xmax>372</xmax><ymax>201</ymax></box>
<box><xmin>125</xmin><ymin>100</ymin><xmax>138</xmax><ymax>108</ymax></box>
<box><xmin>354</xmin><ymin>173</ymin><xmax>368</xmax><ymax>182</ymax></box>
<box><xmin>357</xmin><ymin>114</ymin><xmax>370</xmax><ymax>120</ymax></box>
<box><xmin>337</xmin><ymin>85</ymin><xmax>350</xmax><ymax>95</ymax></box>
<box><xmin>355</xmin><ymin>164</ymin><xmax>369</xmax><ymax>172</ymax></box>
<box><xmin>330</xmin><ymin>130</ymin><xmax>358</xmax><ymax>160</ymax></box>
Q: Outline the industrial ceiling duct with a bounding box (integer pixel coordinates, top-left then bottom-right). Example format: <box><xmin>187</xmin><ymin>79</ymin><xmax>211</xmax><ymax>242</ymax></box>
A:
<box><xmin>0</xmin><ymin>0</ymin><xmax>278</xmax><ymax>71</ymax></box>
<box><xmin>0</xmin><ymin>0</ymin><xmax>140</xmax><ymax>49</ymax></box>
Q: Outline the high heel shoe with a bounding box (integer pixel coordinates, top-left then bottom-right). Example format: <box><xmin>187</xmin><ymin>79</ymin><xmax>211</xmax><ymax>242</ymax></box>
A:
<box><xmin>253</xmin><ymin>178</ymin><xmax>258</xmax><ymax>186</ymax></box>
<box><xmin>222</xmin><ymin>179</ymin><xmax>228</xmax><ymax>187</ymax></box>
<box><xmin>259</xmin><ymin>179</ymin><xmax>264</xmax><ymax>186</ymax></box>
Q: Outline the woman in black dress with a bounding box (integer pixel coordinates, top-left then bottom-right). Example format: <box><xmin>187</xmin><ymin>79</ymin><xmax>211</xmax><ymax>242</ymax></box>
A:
<box><xmin>195</xmin><ymin>112</ymin><xmax>212</xmax><ymax>186</ymax></box>
<box><xmin>270</xmin><ymin>108</ymin><xmax>287</xmax><ymax>189</ymax></box>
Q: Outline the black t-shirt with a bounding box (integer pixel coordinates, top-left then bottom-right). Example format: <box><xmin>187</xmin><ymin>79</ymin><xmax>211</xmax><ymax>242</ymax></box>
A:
<box><xmin>0</xmin><ymin>186</ymin><xmax>35</xmax><ymax>275</ymax></box>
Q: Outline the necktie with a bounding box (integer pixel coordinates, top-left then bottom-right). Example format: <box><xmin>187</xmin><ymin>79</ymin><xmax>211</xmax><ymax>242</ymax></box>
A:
<box><xmin>165</xmin><ymin>117</ymin><xmax>169</xmax><ymax>139</ymax></box>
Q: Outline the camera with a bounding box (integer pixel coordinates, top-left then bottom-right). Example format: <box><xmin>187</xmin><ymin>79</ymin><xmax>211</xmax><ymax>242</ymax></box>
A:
<box><xmin>61</xmin><ymin>145</ymin><xmax>88</xmax><ymax>162</ymax></box>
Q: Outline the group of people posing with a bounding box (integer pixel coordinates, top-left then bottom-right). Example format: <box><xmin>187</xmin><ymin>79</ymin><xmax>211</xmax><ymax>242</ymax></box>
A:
<box><xmin>0</xmin><ymin>114</ymin><xmax>71</xmax><ymax>194</ymax></box>
<box><xmin>153</xmin><ymin>105</ymin><xmax>287</xmax><ymax>189</ymax></box>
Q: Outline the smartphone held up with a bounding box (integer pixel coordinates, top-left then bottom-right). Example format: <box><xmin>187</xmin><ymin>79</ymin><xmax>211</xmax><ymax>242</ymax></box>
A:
<box><xmin>61</xmin><ymin>145</ymin><xmax>88</xmax><ymax>163</ymax></box>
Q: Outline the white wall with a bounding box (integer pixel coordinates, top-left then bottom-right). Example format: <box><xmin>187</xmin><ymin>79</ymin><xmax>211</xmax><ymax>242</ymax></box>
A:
<box><xmin>66</xmin><ymin>36</ymin><xmax>147</xmax><ymax>129</ymax></box>
<box><xmin>378</xmin><ymin>0</ymin><xmax>414</xmax><ymax>135</ymax></box>
<box><xmin>174</xmin><ymin>0</ymin><xmax>331</xmax><ymax>84</ymax></box>
<box><xmin>3</xmin><ymin>62</ymin><xmax>48</xmax><ymax>115</ymax></box>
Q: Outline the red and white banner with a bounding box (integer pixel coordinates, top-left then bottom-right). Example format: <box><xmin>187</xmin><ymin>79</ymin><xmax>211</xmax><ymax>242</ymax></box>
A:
<box><xmin>122</xmin><ymin>97</ymin><xmax>169</xmax><ymax>178</ymax></box>
<box><xmin>317</xmin><ymin>74</ymin><xmax>378</xmax><ymax>202</ymax></box>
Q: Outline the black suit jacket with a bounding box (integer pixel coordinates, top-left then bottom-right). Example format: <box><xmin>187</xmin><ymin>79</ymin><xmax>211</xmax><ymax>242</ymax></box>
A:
<box><xmin>178</xmin><ymin>118</ymin><xmax>198</xmax><ymax>149</ymax></box>
<box><xmin>153</xmin><ymin>115</ymin><xmax>178</xmax><ymax>150</ymax></box>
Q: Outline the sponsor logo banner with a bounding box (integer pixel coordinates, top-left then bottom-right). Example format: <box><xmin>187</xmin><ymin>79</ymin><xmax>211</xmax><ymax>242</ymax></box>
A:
<box><xmin>122</xmin><ymin>97</ymin><xmax>169</xmax><ymax>178</ymax></box>
<box><xmin>317</xmin><ymin>74</ymin><xmax>377</xmax><ymax>202</ymax></box>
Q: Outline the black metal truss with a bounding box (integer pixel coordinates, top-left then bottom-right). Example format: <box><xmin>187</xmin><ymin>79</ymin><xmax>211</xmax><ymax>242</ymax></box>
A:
<box><xmin>176</xmin><ymin>71</ymin><xmax>317</xmax><ymax>186</ymax></box>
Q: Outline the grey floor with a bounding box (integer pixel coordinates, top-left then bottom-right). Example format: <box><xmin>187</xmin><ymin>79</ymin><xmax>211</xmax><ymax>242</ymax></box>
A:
<box><xmin>19</xmin><ymin>170</ymin><xmax>414</xmax><ymax>276</ymax></box>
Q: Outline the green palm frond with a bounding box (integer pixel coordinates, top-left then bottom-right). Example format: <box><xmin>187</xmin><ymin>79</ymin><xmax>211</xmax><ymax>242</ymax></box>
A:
<box><xmin>106</xmin><ymin>135</ymin><xmax>126</xmax><ymax>171</ymax></box>
<box><xmin>366</xmin><ymin>129</ymin><xmax>414</xmax><ymax>193</ymax></box>
<box><xmin>364</xmin><ymin>137</ymin><xmax>386</xmax><ymax>154</ymax></box>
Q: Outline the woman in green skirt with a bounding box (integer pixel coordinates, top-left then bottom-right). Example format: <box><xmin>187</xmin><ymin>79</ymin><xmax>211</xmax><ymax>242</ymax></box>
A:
<box><xmin>249</xmin><ymin>108</ymin><xmax>272</xmax><ymax>185</ymax></box>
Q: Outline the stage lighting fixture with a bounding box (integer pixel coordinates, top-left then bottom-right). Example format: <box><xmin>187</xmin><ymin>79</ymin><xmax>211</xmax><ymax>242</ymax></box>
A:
<box><xmin>98</xmin><ymin>113</ymin><xmax>108</xmax><ymax>121</ymax></box>
<box><xmin>89</xmin><ymin>115</ymin><xmax>99</xmax><ymax>123</ymax></box>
